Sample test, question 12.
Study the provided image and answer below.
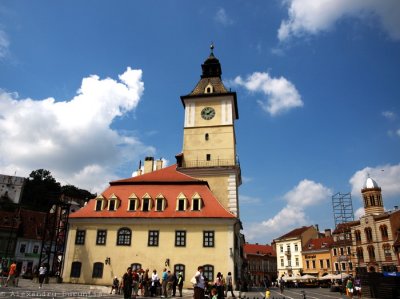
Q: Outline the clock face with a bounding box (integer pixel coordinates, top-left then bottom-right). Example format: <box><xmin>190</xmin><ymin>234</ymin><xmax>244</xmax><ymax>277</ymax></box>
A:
<box><xmin>201</xmin><ymin>107</ymin><xmax>216</xmax><ymax>120</ymax></box>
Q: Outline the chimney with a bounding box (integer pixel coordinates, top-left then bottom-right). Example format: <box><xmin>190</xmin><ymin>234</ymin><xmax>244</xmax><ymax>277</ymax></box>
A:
<box><xmin>144</xmin><ymin>157</ymin><xmax>154</xmax><ymax>174</ymax></box>
<box><xmin>136</xmin><ymin>160</ymin><xmax>143</xmax><ymax>176</ymax></box>
<box><xmin>315</xmin><ymin>224</ymin><xmax>319</xmax><ymax>232</ymax></box>
<box><xmin>325</xmin><ymin>229</ymin><xmax>332</xmax><ymax>237</ymax></box>
<box><xmin>155</xmin><ymin>158</ymin><xmax>163</xmax><ymax>171</ymax></box>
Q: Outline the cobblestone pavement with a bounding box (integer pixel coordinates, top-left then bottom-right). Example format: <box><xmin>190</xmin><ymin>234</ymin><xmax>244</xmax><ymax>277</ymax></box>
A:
<box><xmin>0</xmin><ymin>278</ymin><xmax>197</xmax><ymax>299</ymax></box>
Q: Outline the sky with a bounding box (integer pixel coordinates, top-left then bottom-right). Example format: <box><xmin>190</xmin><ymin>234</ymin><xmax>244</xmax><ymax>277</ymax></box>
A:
<box><xmin>1</xmin><ymin>1</ymin><xmax>399</xmax><ymax>244</ymax></box>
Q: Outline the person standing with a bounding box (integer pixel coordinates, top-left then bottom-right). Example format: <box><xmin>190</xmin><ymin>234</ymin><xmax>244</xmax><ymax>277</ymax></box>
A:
<box><xmin>161</xmin><ymin>268</ymin><xmax>168</xmax><ymax>298</ymax></box>
<box><xmin>354</xmin><ymin>276</ymin><xmax>362</xmax><ymax>298</ymax></box>
<box><xmin>225</xmin><ymin>272</ymin><xmax>235</xmax><ymax>298</ymax></box>
<box><xmin>150</xmin><ymin>269</ymin><xmax>159</xmax><ymax>297</ymax></box>
<box><xmin>143</xmin><ymin>268</ymin><xmax>150</xmax><ymax>297</ymax></box>
<box><xmin>346</xmin><ymin>277</ymin><xmax>354</xmax><ymax>298</ymax></box>
<box><xmin>38</xmin><ymin>264</ymin><xmax>47</xmax><ymax>289</ymax></box>
<box><xmin>214</xmin><ymin>272</ymin><xmax>224</xmax><ymax>299</ymax></box>
<box><xmin>122</xmin><ymin>267</ymin><xmax>133</xmax><ymax>299</ymax></box>
<box><xmin>177</xmin><ymin>272</ymin><xmax>184</xmax><ymax>297</ymax></box>
<box><xmin>193</xmin><ymin>266</ymin><xmax>205</xmax><ymax>299</ymax></box>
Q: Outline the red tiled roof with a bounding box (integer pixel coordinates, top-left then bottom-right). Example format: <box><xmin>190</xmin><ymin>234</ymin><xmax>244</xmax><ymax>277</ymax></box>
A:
<box><xmin>303</xmin><ymin>236</ymin><xmax>334</xmax><ymax>251</ymax></box>
<box><xmin>71</xmin><ymin>165</ymin><xmax>234</xmax><ymax>219</ymax></box>
<box><xmin>243</xmin><ymin>243</ymin><xmax>276</xmax><ymax>256</ymax></box>
<box><xmin>111</xmin><ymin>164</ymin><xmax>204</xmax><ymax>184</ymax></box>
<box><xmin>275</xmin><ymin>226</ymin><xmax>313</xmax><ymax>240</ymax></box>
<box><xmin>332</xmin><ymin>221</ymin><xmax>358</xmax><ymax>234</ymax></box>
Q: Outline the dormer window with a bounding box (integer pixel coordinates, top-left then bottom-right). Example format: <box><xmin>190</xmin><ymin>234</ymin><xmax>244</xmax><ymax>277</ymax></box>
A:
<box><xmin>108</xmin><ymin>194</ymin><xmax>120</xmax><ymax>211</ymax></box>
<box><xmin>128</xmin><ymin>193</ymin><xmax>139</xmax><ymax>211</ymax></box>
<box><xmin>176</xmin><ymin>192</ymin><xmax>188</xmax><ymax>211</ymax></box>
<box><xmin>191</xmin><ymin>193</ymin><xmax>202</xmax><ymax>211</ymax></box>
<box><xmin>141</xmin><ymin>193</ymin><xmax>152</xmax><ymax>211</ymax></box>
<box><xmin>94</xmin><ymin>195</ymin><xmax>106</xmax><ymax>211</ymax></box>
<box><xmin>155</xmin><ymin>194</ymin><xmax>166</xmax><ymax>212</ymax></box>
<box><xmin>205</xmin><ymin>83</ymin><xmax>213</xmax><ymax>94</ymax></box>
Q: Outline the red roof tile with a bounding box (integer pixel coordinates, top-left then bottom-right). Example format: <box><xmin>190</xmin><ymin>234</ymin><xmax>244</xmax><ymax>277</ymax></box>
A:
<box><xmin>275</xmin><ymin>226</ymin><xmax>313</xmax><ymax>240</ymax></box>
<box><xmin>71</xmin><ymin>165</ymin><xmax>234</xmax><ymax>219</ymax></box>
<box><xmin>243</xmin><ymin>243</ymin><xmax>276</xmax><ymax>256</ymax></box>
<box><xmin>303</xmin><ymin>236</ymin><xmax>334</xmax><ymax>251</ymax></box>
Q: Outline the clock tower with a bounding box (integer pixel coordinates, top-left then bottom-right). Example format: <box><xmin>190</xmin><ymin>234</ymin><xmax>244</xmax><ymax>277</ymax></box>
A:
<box><xmin>177</xmin><ymin>45</ymin><xmax>241</xmax><ymax>216</ymax></box>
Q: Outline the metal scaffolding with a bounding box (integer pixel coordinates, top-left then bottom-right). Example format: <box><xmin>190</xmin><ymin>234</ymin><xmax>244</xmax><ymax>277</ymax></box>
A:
<box><xmin>332</xmin><ymin>192</ymin><xmax>354</xmax><ymax>226</ymax></box>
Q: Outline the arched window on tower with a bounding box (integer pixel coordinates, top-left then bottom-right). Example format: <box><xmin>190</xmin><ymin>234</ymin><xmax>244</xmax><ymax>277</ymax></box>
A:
<box><xmin>383</xmin><ymin>243</ymin><xmax>392</xmax><ymax>260</ymax></box>
<box><xmin>356</xmin><ymin>247</ymin><xmax>364</xmax><ymax>262</ymax></box>
<box><xmin>365</xmin><ymin>227</ymin><xmax>373</xmax><ymax>242</ymax></box>
<box><xmin>367</xmin><ymin>245</ymin><xmax>376</xmax><ymax>261</ymax></box>
<box><xmin>354</xmin><ymin>230</ymin><xmax>361</xmax><ymax>244</ymax></box>
<box><xmin>380</xmin><ymin>225</ymin><xmax>389</xmax><ymax>240</ymax></box>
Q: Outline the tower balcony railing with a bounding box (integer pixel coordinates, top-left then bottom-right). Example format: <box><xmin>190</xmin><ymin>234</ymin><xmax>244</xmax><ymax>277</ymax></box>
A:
<box><xmin>181</xmin><ymin>158</ymin><xmax>239</xmax><ymax>168</ymax></box>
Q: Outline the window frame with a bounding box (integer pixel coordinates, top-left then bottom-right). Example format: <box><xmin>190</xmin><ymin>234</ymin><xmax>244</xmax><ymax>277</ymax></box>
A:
<box><xmin>116</xmin><ymin>227</ymin><xmax>131</xmax><ymax>246</ymax></box>
<box><xmin>92</xmin><ymin>262</ymin><xmax>104</xmax><ymax>278</ymax></box>
<box><xmin>175</xmin><ymin>230</ymin><xmax>186</xmax><ymax>247</ymax></box>
<box><xmin>96</xmin><ymin>229</ymin><xmax>107</xmax><ymax>245</ymax></box>
<box><xmin>203</xmin><ymin>264</ymin><xmax>214</xmax><ymax>282</ymax></box>
<box><xmin>75</xmin><ymin>230</ymin><xmax>86</xmax><ymax>245</ymax></box>
<box><xmin>203</xmin><ymin>231</ymin><xmax>215</xmax><ymax>247</ymax></box>
<box><xmin>148</xmin><ymin>230</ymin><xmax>159</xmax><ymax>247</ymax></box>
<box><xmin>70</xmin><ymin>261</ymin><xmax>82</xmax><ymax>278</ymax></box>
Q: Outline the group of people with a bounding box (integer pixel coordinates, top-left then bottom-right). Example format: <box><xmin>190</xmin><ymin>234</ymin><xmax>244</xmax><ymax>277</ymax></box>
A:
<box><xmin>345</xmin><ymin>275</ymin><xmax>362</xmax><ymax>298</ymax></box>
<box><xmin>193</xmin><ymin>266</ymin><xmax>235</xmax><ymax>299</ymax></box>
<box><xmin>115</xmin><ymin>267</ymin><xmax>185</xmax><ymax>299</ymax></box>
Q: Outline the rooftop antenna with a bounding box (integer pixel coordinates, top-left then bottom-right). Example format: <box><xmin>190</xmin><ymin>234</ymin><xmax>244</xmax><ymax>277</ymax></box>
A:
<box><xmin>210</xmin><ymin>42</ymin><xmax>214</xmax><ymax>55</ymax></box>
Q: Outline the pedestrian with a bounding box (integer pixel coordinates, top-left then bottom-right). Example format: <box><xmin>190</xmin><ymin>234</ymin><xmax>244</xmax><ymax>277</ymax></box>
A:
<box><xmin>143</xmin><ymin>268</ymin><xmax>150</xmax><ymax>297</ymax></box>
<box><xmin>122</xmin><ymin>267</ymin><xmax>133</xmax><ymax>299</ymax></box>
<box><xmin>177</xmin><ymin>272</ymin><xmax>184</xmax><ymax>297</ymax></box>
<box><xmin>214</xmin><ymin>272</ymin><xmax>224</xmax><ymax>299</ymax></box>
<box><xmin>110</xmin><ymin>276</ymin><xmax>120</xmax><ymax>294</ymax></box>
<box><xmin>171</xmin><ymin>271</ymin><xmax>178</xmax><ymax>297</ymax></box>
<box><xmin>161</xmin><ymin>268</ymin><xmax>168</xmax><ymax>298</ymax></box>
<box><xmin>354</xmin><ymin>276</ymin><xmax>361</xmax><ymax>298</ymax></box>
<box><xmin>265</xmin><ymin>287</ymin><xmax>271</xmax><ymax>299</ymax></box>
<box><xmin>166</xmin><ymin>270</ymin><xmax>174</xmax><ymax>297</ymax></box>
<box><xmin>193</xmin><ymin>266</ymin><xmax>205</xmax><ymax>299</ymax></box>
<box><xmin>346</xmin><ymin>277</ymin><xmax>354</xmax><ymax>298</ymax></box>
<box><xmin>150</xmin><ymin>269</ymin><xmax>159</xmax><ymax>297</ymax></box>
<box><xmin>0</xmin><ymin>259</ymin><xmax>4</xmax><ymax>287</ymax></box>
<box><xmin>132</xmin><ymin>268</ymin><xmax>140</xmax><ymax>297</ymax></box>
<box><xmin>38</xmin><ymin>264</ymin><xmax>47</xmax><ymax>289</ymax></box>
<box><xmin>5</xmin><ymin>260</ymin><xmax>17</xmax><ymax>287</ymax></box>
<box><xmin>211</xmin><ymin>288</ymin><xmax>218</xmax><ymax>299</ymax></box>
<box><xmin>224</xmin><ymin>272</ymin><xmax>235</xmax><ymax>298</ymax></box>
<box><xmin>279</xmin><ymin>276</ymin><xmax>284</xmax><ymax>294</ymax></box>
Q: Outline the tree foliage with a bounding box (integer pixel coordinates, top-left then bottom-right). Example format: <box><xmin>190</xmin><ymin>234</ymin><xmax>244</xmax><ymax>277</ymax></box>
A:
<box><xmin>21</xmin><ymin>169</ymin><xmax>95</xmax><ymax>211</ymax></box>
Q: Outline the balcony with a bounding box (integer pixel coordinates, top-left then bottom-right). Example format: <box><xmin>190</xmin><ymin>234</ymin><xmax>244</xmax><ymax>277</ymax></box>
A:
<box><xmin>285</xmin><ymin>250</ymin><xmax>291</xmax><ymax>256</ymax></box>
<box><xmin>180</xmin><ymin>159</ymin><xmax>239</xmax><ymax>168</ymax></box>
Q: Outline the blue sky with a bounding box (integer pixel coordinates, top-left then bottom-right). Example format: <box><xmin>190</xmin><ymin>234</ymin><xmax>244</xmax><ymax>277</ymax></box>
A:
<box><xmin>1</xmin><ymin>1</ymin><xmax>399</xmax><ymax>243</ymax></box>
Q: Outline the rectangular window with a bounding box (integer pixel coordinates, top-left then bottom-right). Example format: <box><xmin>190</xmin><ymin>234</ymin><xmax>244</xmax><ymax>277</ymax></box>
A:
<box><xmin>95</xmin><ymin>200</ymin><xmax>102</xmax><ymax>211</ymax></box>
<box><xmin>148</xmin><ymin>230</ymin><xmax>159</xmax><ymax>246</ymax></box>
<box><xmin>335</xmin><ymin>263</ymin><xmax>339</xmax><ymax>271</ymax></box>
<box><xmin>92</xmin><ymin>262</ymin><xmax>104</xmax><ymax>278</ymax></box>
<box><xmin>340</xmin><ymin>247</ymin><xmax>344</xmax><ymax>255</ymax></box>
<box><xmin>109</xmin><ymin>200</ymin><xmax>115</xmax><ymax>211</ymax></box>
<box><xmin>203</xmin><ymin>231</ymin><xmax>214</xmax><ymax>247</ymax></box>
<box><xmin>347</xmin><ymin>247</ymin><xmax>351</xmax><ymax>255</ymax></box>
<box><xmin>294</xmin><ymin>244</ymin><xmax>298</xmax><ymax>251</ymax></box>
<box><xmin>70</xmin><ymin>262</ymin><xmax>82</xmax><ymax>278</ymax></box>
<box><xmin>333</xmin><ymin>248</ymin><xmax>337</xmax><ymax>256</ymax></box>
<box><xmin>156</xmin><ymin>199</ymin><xmax>163</xmax><ymax>211</ymax></box>
<box><xmin>306</xmin><ymin>261</ymin><xmax>310</xmax><ymax>269</ymax></box>
<box><xmin>178</xmin><ymin>199</ymin><xmax>185</xmax><ymax>211</ymax></box>
<box><xmin>19</xmin><ymin>244</ymin><xmax>26</xmax><ymax>253</ymax></box>
<box><xmin>341</xmin><ymin>263</ymin><xmax>346</xmax><ymax>271</ymax></box>
<box><xmin>192</xmin><ymin>199</ymin><xmax>200</xmax><ymax>211</ymax></box>
<box><xmin>349</xmin><ymin>262</ymin><xmax>353</xmax><ymax>270</ymax></box>
<box><xmin>175</xmin><ymin>231</ymin><xmax>186</xmax><ymax>247</ymax></box>
<box><xmin>96</xmin><ymin>230</ymin><xmax>107</xmax><ymax>245</ymax></box>
<box><xmin>280</xmin><ymin>246</ymin><xmax>283</xmax><ymax>253</ymax></box>
<box><xmin>295</xmin><ymin>257</ymin><xmax>299</xmax><ymax>266</ymax></box>
<box><xmin>319</xmin><ymin>260</ymin><xmax>324</xmax><ymax>268</ymax></box>
<box><xmin>143</xmin><ymin>199</ymin><xmax>150</xmax><ymax>211</ymax></box>
<box><xmin>129</xmin><ymin>199</ymin><xmax>136</xmax><ymax>211</ymax></box>
<box><xmin>75</xmin><ymin>230</ymin><xmax>86</xmax><ymax>245</ymax></box>
<box><xmin>326</xmin><ymin>259</ymin><xmax>331</xmax><ymax>268</ymax></box>
<box><xmin>33</xmin><ymin>245</ymin><xmax>39</xmax><ymax>254</ymax></box>
<box><xmin>312</xmin><ymin>260</ymin><xmax>316</xmax><ymax>269</ymax></box>
<box><xmin>206</xmin><ymin>154</ymin><xmax>211</xmax><ymax>161</ymax></box>
<box><xmin>280</xmin><ymin>259</ymin><xmax>284</xmax><ymax>267</ymax></box>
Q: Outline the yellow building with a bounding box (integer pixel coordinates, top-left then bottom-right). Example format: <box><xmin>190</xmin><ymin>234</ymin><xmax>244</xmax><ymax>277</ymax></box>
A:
<box><xmin>62</xmin><ymin>47</ymin><xmax>244</xmax><ymax>287</ymax></box>
<box><xmin>301</xmin><ymin>233</ymin><xmax>334</xmax><ymax>277</ymax></box>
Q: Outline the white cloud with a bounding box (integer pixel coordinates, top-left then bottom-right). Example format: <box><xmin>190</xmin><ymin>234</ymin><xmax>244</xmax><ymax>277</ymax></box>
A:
<box><xmin>244</xmin><ymin>179</ymin><xmax>332</xmax><ymax>242</ymax></box>
<box><xmin>382</xmin><ymin>110</ymin><xmax>397</xmax><ymax>121</ymax></box>
<box><xmin>0</xmin><ymin>30</ymin><xmax>10</xmax><ymax>58</ymax></box>
<box><xmin>349</xmin><ymin>164</ymin><xmax>400</xmax><ymax>200</ymax></box>
<box><xmin>215</xmin><ymin>8</ymin><xmax>234</xmax><ymax>26</ymax></box>
<box><xmin>278</xmin><ymin>0</ymin><xmax>400</xmax><ymax>41</ymax></box>
<box><xmin>354</xmin><ymin>207</ymin><xmax>365</xmax><ymax>219</ymax></box>
<box><xmin>0</xmin><ymin>67</ymin><xmax>155</xmax><ymax>192</ymax></box>
<box><xmin>233</xmin><ymin>72</ymin><xmax>303</xmax><ymax>116</ymax></box>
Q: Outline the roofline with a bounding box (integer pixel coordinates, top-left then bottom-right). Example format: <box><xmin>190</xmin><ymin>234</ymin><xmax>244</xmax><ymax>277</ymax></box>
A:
<box><xmin>109</xmin><ymin>180</ymin><xmax>209</xmax><ymax>186</ymax></box>
<box><xmin>180</xmin><ymin>92</ymin><xmax>239</xmax><ymax>120</ymax></box>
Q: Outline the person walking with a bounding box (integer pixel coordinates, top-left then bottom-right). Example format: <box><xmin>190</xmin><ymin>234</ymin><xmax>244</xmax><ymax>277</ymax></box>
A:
<box><xmin>224</xmin><ymin>272</ymin><xmax>235</xmax><ymax>298</ymax></box>
<box><xmin>122</xmin><ymin>267</ymin><xmax>133</xmax><ymax>299</ymax></box>
<box><xmin>5</xmin><ymin>260</ymin><xmax>17</xmax><ymax>287</ymax></box>
<box><xmin>38</xmin><ymin>264</ymin><xmax>47</xmax><ymax>289</ymax></box>
<box><xmin>150</xmin><ymin>269</ymin><xmax>159</xmax><ymax>297</ymax></box>
<box><xmin>193</xmin><ymin>266</ymin><xmax>205</xmax><ymax>299</ymax></box>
